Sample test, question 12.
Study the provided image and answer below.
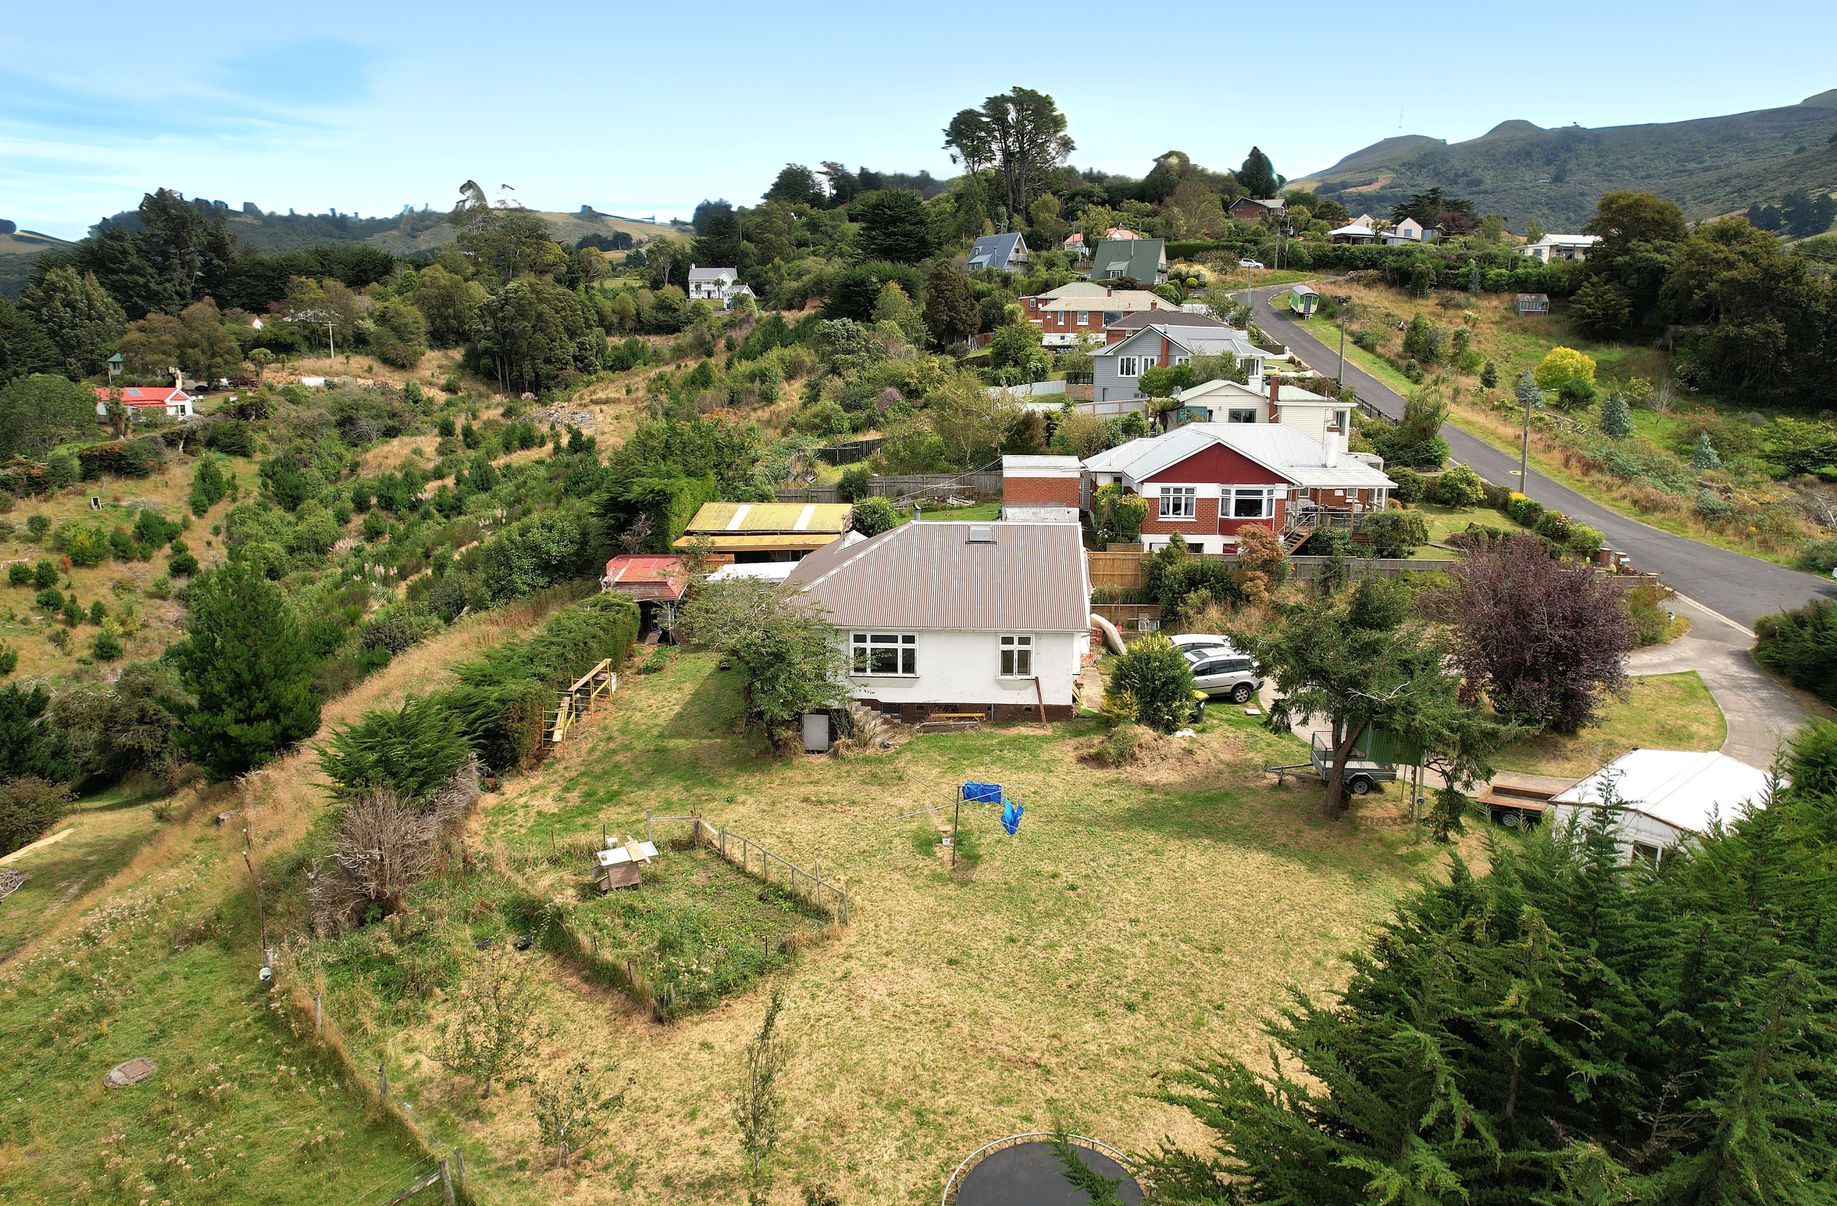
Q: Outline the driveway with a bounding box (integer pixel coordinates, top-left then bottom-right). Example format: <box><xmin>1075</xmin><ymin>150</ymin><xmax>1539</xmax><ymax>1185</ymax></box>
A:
<box><xmin>1242</xmin><ymin>284</ymin><xmax>1837</xmax><ymax>631</ymax></box>
<box><xmin>1625</xmin><ymin>594</ymin><xmax>1824</xmax><ymax>768</ymax></box>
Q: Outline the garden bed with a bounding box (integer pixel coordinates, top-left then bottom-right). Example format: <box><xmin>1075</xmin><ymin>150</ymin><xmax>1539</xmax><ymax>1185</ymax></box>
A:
<box><xmin>516</xmin><ymin>837</ymin><xmax>835</xmax><ymax>1020</ymax></box>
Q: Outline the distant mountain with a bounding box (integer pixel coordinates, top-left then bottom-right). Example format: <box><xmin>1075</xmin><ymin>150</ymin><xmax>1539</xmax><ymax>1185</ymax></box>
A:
<box><xmin>1295</xmin><ymin>90</ymin><xmax>1837</xmax><ymax>229</ymax></box>
<box><xmin>0</xmin><ymin>227</ymin><xmax>77</xmax><ymax>297</ymax></box>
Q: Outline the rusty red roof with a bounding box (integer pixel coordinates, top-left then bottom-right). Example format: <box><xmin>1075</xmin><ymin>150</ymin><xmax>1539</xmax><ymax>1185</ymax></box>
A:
<box><xmin>602</xmin><ymin>555</ymin><xmax>689</xmax><ymax>601</ymax></box>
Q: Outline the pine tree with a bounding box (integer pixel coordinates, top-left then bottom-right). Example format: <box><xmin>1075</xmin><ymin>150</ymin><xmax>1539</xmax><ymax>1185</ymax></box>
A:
<box><xmin>1599</xmin><ymin>390</ymin><xmax>1633</xmax><ymax>439</ymax></box>
<box><xmin>920</xmin><ymin>261</ymin><xmax>979</xmax><ymax>348</ymax></box>
<box><xmin>1691</xmin><ymin>432</ymin><xmax>1722</xmax><ymax>470</ymax></box>
<box><xmin>175</xmin><ymin>560</ymin><xmax>321</xmax><ymax>779</ymax></box>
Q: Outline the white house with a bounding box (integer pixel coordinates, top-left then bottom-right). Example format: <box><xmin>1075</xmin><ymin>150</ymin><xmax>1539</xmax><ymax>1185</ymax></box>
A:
<box><xmin>1547</xmin><ymin>749</ymin><xmax>1774</xmax><ymax>865</ymax></box>
<box><xmin>1327</xmin><ymin>214</ymin><xmax>1379</xmax><ymax>244</ymax></box>
<box><xmin>1520</xmin><ymin>234</ymin><xmax>1602</xmax><ymax>264</ymax></box>
<box><xmin>686</xmin><ymin>265</ymin><xmax>755</xmax><ymax>309</ymax></box>
<box><xmin>783</xmin><ymin>521</ymin><xmax>1092</xmax><ymax>722</ymax></box>
<box><xmin>92</xmin><ymin>385</ymin><xmax>194</xmax><ymax>420</ymax></box>
<box><xmin>1380</xmin><ymin>217</ymin><xmax>1437</xmax><ymax>245</ymax></box>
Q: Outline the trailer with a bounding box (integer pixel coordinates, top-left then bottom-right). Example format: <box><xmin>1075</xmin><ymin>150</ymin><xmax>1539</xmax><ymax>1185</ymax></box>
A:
<box><xmin>1264</xmin><ymin>731</ymin><xmax>1399</xmax><ymax>796</ymax></box>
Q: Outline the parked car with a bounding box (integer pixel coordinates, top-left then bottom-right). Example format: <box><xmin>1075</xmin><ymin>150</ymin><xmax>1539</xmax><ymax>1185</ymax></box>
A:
<box><xmin>1238</xmin><ymin>258</ymin><xmax>1264</xmax><ymax>269</ymax></box>
<box><xmin>1170</xmin><ymin>633</ymin><xmax>1241</xmax><ymax>657</ymax></box>
<box><xmin>1186</xmin><ymin>650</ymin><xmax>1262</xmax><ymax>703</ymax></box>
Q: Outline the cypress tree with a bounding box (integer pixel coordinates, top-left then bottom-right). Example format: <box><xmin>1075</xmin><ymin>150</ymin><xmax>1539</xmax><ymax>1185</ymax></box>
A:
<box><xmin>174</xmin><ymin>560</ymin><xmax>321</xmax><ymax>779</ymax></box>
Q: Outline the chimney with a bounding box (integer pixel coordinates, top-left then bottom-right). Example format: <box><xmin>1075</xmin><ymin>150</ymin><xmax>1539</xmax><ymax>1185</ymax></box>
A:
<box><xmin>1324</xmin><ymin>435</ymin><xmax>1339</xmax><ymax>469</ymax></box>
<box><xmin>1106</xmin><ymin>285</ymin><xmax>1114</xmax><ymax>297</ymax></box>
<box><xmin>1268</xmin><ymin>376</ymin><xmax>1279</xmax><ymax>403</ymax></box>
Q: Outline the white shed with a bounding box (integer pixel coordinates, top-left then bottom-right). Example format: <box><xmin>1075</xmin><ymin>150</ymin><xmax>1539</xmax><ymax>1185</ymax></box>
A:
<box><xmin>1547</xmin><ymin>749</ymin><xmax>1773</xmax><ymax>865</ymax></box>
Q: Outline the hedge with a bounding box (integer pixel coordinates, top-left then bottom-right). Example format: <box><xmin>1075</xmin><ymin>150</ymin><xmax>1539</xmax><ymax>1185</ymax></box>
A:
<box><xmin>1754</xmin><ymin>600</ymin><xmax>1837</xmax><ymax>706</ymax></box>
<box><xmin>1166</xmin><ymin>240</ymin><xmax>1583</xmax><ymax>297</ymax></box>
<box><xmin>433</xmin><ymin>593</ymin><xmax>639</xmax><ymax>773</ymax></box>
<box><xmin>75</xmin><ymin>437</ymin><xmax>166</xmax><ymax>479</ymax></box>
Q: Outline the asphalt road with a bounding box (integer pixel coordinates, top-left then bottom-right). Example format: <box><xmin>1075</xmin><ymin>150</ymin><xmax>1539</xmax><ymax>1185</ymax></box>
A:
<box><xmin>1244</xmin><ymin>284</ymin><xmax>1836</xmax><ymax>631</ymax></box>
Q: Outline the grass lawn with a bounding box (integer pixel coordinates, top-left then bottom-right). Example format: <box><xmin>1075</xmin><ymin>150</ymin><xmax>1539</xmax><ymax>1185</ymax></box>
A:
<box><xmin>302</xmin><ymin>651</ymin><xmax>1470</xmax><ymax>1204</ymax></box>
<box><xmin>1493</xmin><ymin>671</ymin><xmax>1727</xmax><ymax>779</ymax></box>
<box><xmin>1407</xmin><ymin>502</ymin><xmax>1525</xmax><ymax>545</ymax></box>
<box><xmin>0</xmin><ymin>788</ymin><xmax>168</xmax><ymax>959</ymax></box>
<box><xmin>912</xmin><ymin>501</ymin><xmax>1001</xmax><ymax>522</ymax></box>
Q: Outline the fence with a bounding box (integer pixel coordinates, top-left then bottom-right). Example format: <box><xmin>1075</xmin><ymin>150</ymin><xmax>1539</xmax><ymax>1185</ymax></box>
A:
<box><xmin>660</xmin><ymin>814</ymin><xmax>852</xmax><ymax>925</ymax></box>
<box><xmin>1087</xmin><ymin>549</ymin><xmax>1459</xmax><ymax>596</ymax></box>
<box><xmin>986</xmin><ymin>379</ymin><xmax>1066</xmax><ymax>401</ymax></box>
<box><xmin>548</xmin><ymin>657</ymin><xmax>617</xmax><ymax>746</ymax></box>
<box><xmin>1092</xmin><ymin>602</ymin><xmax>1162</xmax><ymax>634</ymax></box>
<box><xmin>1088</xmin><ymin>549</ymin><xmax>1150</xmax><ymax>594</ymax></box>
<box><xmin>815</xmin><ymin>436</ymin><xmax>884</xmax><ymax>466</ymax></box>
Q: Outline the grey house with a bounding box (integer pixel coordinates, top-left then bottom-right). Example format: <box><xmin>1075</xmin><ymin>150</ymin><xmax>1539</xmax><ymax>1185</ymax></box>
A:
<box><xmin>1092</xmin><ymin>321</ymin><xmax>1264</xmax><ymax>405</ymax></box>
<box><xmin>1087</xmin><ymin>238</ymin><xmax>1167</xmax><ymax>285</ymax></box>
<box><xmin>966</xmin><ymin>232</ymin><xmax>1030</xmax><ymax>273</ymax></box>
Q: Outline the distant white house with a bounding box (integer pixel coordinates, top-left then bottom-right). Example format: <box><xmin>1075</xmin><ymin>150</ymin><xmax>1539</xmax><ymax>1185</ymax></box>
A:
<box><xmin>1547</xmin><ymin>749</ymin><xmax>1774</xmax><ymax>865</ymax></box>
<box><xmin>1327</xmin><ymin>214</ymin><xmax>1379</xmax><ymax>244</ymax></box>
<box><xmin>1520</xmin><ymin>234</ymin><xmax>1602</xmax><ymax>263</ymax></box>
<box><xmin>1380</xmin><ymin>216</ymin><xmax>1438</xmax><ymax>245</ymax></box>
<box><xmin>92</xmin><ymin>385</ymin><xmax>193</xmax><ymax>420</ymax></box>
<box><xmin>687</xmin><ymin>265</ymin><xmax>755</xmax><ymax>309</ymax></box>
<box><xmin>784</xmin><ymin>521</ymin><xmax>1092</xmax><ymax>722</ymax></box>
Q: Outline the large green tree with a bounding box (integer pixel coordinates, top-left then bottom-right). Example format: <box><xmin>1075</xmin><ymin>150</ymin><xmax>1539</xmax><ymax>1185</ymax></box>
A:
<box><xmin>921</xmin><ymin>261</ymin><xmax>980</xmax><ymax>347</ymax></box>
<box><xmin>19</xmin><ymin>265</ymin><xmax>127</xmax><ymax>379</ymax></box>
<box><xmin>1581</xmin><ymin>190</ymin><xmax>1688</xmax><ymax>334</ymax></box>
<box><xmin>1237</xmin><ymin>146</ymin><xmax>1280</xmax><ymax>199</ymax></box>
<box><xmin>174</xmin><ymin>560</ymin><xmax>322</xmax><ymax>779</ymax></box>
<box><xmin>0</xmin><ymin>373</ymin><xmax>98</xmax><ymax>459</ymax></box>
<box><xmin>852</xmin><ymin>190</ymin><xmax>939</xmax><ymax>264</ymax></box>
<box><xmin>942</xmin><ymin>87</ymin><xmax>1074</xmax><ymax>222</ymax></box>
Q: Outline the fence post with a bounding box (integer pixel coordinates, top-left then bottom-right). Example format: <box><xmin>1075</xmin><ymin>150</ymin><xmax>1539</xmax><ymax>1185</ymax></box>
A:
<box><xmin>313</xmin><ymin>991</ymin><xmax>322</xmax><ymax>1034</ymax></box>
<box><xmin>452</xmin><ymin>1147</ymin><xmax>466</xmax><ymax>1192</ymax></box>
<box><xmin>439</xmin><ymin>1157</ymin><xmax>456</xmax><ymax>1206</ymax></box>
<box><xmin>378</xmin><ymin>1060</ymin><xmax>388</xmax><ymax>1104</ymax></box>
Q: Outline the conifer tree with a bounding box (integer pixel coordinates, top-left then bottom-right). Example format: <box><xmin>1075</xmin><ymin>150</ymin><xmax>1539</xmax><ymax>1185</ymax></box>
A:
<box><xmin>174</xmin><ymin>560</ymin><xmax>322</xmax><ymax>779</ymax></box>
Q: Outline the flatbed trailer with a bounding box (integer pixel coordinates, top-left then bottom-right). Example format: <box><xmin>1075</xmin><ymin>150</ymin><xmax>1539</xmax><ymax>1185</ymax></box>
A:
<box><xmin>1264</xmin><ymin>732</ymin><xmax>1400</xmax><ymax>796</ymax></box>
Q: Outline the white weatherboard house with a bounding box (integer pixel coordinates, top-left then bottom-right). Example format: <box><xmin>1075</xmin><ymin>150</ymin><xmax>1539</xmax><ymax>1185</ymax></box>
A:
<box><xmin>686</xmin><ymin>265</ymin><xmax>755</xmax><ymax>309</ymax></box>
<box><xmin>1547</xmin><ymin>749</ymin><xmax>1774</xmax><ymax>866</ymax></box>
<box><xmin>784</xmin><ymin>521</ymin><xmax>1091</xmax><ymax>722</ymax></box>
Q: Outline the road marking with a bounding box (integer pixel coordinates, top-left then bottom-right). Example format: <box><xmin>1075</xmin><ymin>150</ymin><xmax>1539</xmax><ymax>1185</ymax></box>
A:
<box><xmin>1669</xmin><ymin>592</ymin><xmax>1757</xmax><ymax>641</ymax></box>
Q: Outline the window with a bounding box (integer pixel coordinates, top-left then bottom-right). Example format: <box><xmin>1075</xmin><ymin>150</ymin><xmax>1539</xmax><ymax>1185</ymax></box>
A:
<box><xmin>998</xmin><ymin>635</ymin><xmax>1033</xmax><ymax>677</ymax></box>
<box><xmin>1329</xmin><ymin>409</ymin><xmax>1350</xmax><ymax>433</ymax></box>
<box><xmin>1077</xmin><ymin>310</ymin><xmax>1090</xmax><ymax>325</ymax></box>
<box><xmin>1630</xmin><ymin>841</ymin><xmax>1663</xmax><ymax>868</ymax></box>
<box><xmin>1229</xmin><ymin>487</ymin><xmax>1277</xmax><ymax>519</ymax></box>
<box><xmin>851</xmin><ymin>632</ymin><xmax>916</xmax><ymax>676</ymax></box>
<box><xmin>1225</xmin><ymin>407</ymin><xmax>1258</xmax><ymax>424</ymax></box>
<box><xmin>1173</xmin><ymin>355</ymin><xmax>1189</xmax><ymax>367</ymax></box>
<box><xmin>1118</xmin><ymin>356</ymin><xmax>1141</xmax><ymax>378</ymax></box>
<box><xmin>1159</xmin><ymin>487</ymin><xmax>1197</xmax><ymax>519</ymax></box>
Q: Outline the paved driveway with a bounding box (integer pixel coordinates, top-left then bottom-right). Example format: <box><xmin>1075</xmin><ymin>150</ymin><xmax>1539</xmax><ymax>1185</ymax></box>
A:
<box><xmin>1243</xmin><ymin>284</ymin><xmax>1837</xmax><ymax>632</ymax></box>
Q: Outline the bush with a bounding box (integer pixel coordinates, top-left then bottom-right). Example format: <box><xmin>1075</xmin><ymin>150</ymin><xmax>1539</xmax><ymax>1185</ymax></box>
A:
<box><xmin>1433</xmin><ymin>464</ymin><xmax>1485</xmax><ymax>507</ymax></box>
<box><xmin>1357</xmin><ymin>510</ymin><xmax>1430</xmax><ymax>558</ymax></box>
<box><xmin>318</xmin><ymin>695</ymin><xmax>472</xmax><ymax>806</ymax></box>
<box><xmin>1694</xmin><ymin>491</ymin><xmax>1737</xmax><ymax>522</ymax></box>
<box><xmin>0</xmin><ymin>777</ymin><xmax>73</xmax><ymax>856</ymax></box>
<box><xmin>1800</xmin><ymin>537</ymin><xmax>1837</xmax><ymax>575</ymax></box>
<box><xmin>849</xmin><ymin>497</ymin><xmax>900</xmax><ymax>537</ymax></box>
<box><xmin>835</xmin><ymin>465</ymin><xmax>871</xmax><ymax>503</ymax></box>
<box><xmin>1754</xmin><ymin>600</ymin><xmax>1837</xmax><ymax>706</ymax></box>
<box><xmin>25</xmin><ymin>514</ymin><xmax>49</xmax><ymax>542</ymax></box>
<box><xmin>91</xmin><ymin>628</ymin><xmax>123</xmax><ymax>661</ymax></box>
<box><xmin>34</xmin><ymin>587</ymin><xmax>62</xmax><ymax>611</ymax></box>
<box><xmin>6</xmin><ymin>563</ymin><xmax>29</xmax><ymax>587</ymax></box>
<box><xmin>52</xmin><ymin>519</ymin><xmax>110</xmax><ymax>566</ymax></box>
<box><xmin>1622</xmin><ymin>580</ymin><xmax>1674</xmax><ymax>647</ymax></box>
<box><xmin>1388</xmin><ymin>467</ymin><xmax>1426</xmax><ymax>503</ymax></box>
<box><xmin>1107</xmin><ymin>635</ymin><xmax>1197</xmax><ymax>734</ymax></box>
<box><xmin>1533</xmin><ymin>509</ymin><xmax>1573</xmax><ymax>546</ymax></box>
<box><xmin>1503</xmin><ymin>492</ymin><xmax>1545</xmax><ymax>528</ymax></box>
<box><xmin>1564</xmin><ymin>524</ymin><xmax>1604</xmax><ymax>560</ymax></box>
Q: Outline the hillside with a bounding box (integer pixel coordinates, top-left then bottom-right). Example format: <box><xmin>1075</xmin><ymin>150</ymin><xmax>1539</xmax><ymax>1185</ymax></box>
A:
<box><xmin>118</xmin><ymin>202</ymin><xmax>689</xmax><ymax>256</ymax></box>
<box><xmin>1296</xmin><ymin>90</ymin><xmax>1837</xmax><ymax>228</ymax></box>
<box><xmin>0</xmin><ymin>228</ymin><xmax>76</xmax><ymax>297</ymax></box>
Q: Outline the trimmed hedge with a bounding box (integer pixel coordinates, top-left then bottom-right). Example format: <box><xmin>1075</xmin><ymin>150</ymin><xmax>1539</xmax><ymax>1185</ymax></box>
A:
<box><xmin>433</xmin><ymin>594</ymin><xmax>639</xmax><ymax>773</ymax></box>
<box><xmin>1754</xmin><ymin>600</ymin><xmax>1837</xmax><ymax>706</ymax></box>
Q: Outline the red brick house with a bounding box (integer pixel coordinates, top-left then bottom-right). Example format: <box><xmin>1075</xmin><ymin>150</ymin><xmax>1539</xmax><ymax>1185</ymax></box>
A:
<box><xmin>1228</xmin><ymin>197</ymin><xmax>1286</xmax><ymax>223</ymax></box>
<box><xmin>1033</xmin><ymin>288</ymin><xmax>1176</xmax><ymax>347</ymax></box>
<box><xmin>999</xmin><ymin>455</ymin><xmax>1083</xmax><ymax>522</ymax></box>
<box><xmin>1082</xmin><ymin>423</ymin><xmax>1393</xmax><ymax>553</ymax></box>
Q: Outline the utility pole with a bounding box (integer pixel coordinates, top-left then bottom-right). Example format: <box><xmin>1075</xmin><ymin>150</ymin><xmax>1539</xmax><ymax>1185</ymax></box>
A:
<box><xmin>1520</xmin><ymin>390</ymin><xmax>1532</xmax><ymax>498</ymax></box>
<box><xmin>1337</xmin><ymin>304</ymin><xmax>1348</xmax><ymax>387</ymax></box>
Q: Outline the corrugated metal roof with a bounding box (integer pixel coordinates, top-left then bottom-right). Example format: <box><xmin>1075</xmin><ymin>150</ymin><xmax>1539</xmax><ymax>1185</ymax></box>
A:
<box><xmin>786</xmin><ymin>522</ymin><xmax>1090</xmax><ymax>632</ymax></box>
<box><xmin>672</xmin><ymin>532</ymin><xmax>843</xmax><ymax>551</ymax></box>
<box><xmin>602</xmin><ymin>555</ymin><xmax>689</xmax><ymax>599</ymax></box>
<box><xmin>684</xmin><ymin>502</ymin><xmax>853</xmax><ymax>534</ymax></box>
<box><xmin>1553</xmin><ymin>749</ymin><xmax>1771</xmax><ymax>833</ymax></box>
<box><xmin>1038</xmin><ymin>290</ymin><xmax>1170</xmax><ymax>313</ymax></box>
<box><xmin>1083</xmin><ymin>424</ymin><xmax>1395</xmax><ymax>490</ymax></box>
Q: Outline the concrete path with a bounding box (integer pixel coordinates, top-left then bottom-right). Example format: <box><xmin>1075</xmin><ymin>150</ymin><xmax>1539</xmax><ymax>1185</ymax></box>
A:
<box><xmin>1241</xmin><ymin>284</ymin><xmax>1837</xmax><ymax>630</ymax></box>
<box><xmin>1626</xmin><ymin>595</ymin><xmax>1822</xmax><ymax>768</ymax></box>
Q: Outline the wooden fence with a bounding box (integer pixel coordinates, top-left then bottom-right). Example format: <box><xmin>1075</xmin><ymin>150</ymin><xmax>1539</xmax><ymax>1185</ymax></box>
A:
<box><xmin>649</xmin><ymin>814</ymin><xmax>852</xmax><ymax>925</ymax></box>
<box><xmin>1092</xmin><ymin>603</ymin><xmax>1162</xmax><ymax>635</ymax></box>
<box><xmin>548</xmin><ymin>658</ymin><xmax>616</xmax><ymax>746</ymax></box>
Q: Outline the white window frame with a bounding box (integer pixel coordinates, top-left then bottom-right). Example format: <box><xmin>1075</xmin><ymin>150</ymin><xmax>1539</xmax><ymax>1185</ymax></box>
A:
<box><xmin>1227</xmin><ymin>487</ymin><xmax>1278</xmax><ymax>520</ymax></box>
<box><xmin>1159</xmin><ymin>486</ymin><xmax>1197</xmax><ymax>520</ymax></box>
<box><xmin>850</xmin><ymin>632</ymin><xmax>917</xmax><ymax>677</ymax></box>
<box><xmin>1077</xmin><ymin>310</ymin><xmax>1090</xmax><ymax>325</ymax></box>
<box><xmin>1225</xmin><ymin>406</ymin><xmax>1258</xmax><ymax>424</ymax></box>
<box><xmin>998</xmin><ymin>634</ymin><xmax>1034</xmax><ymax>678</ymax></box>
<box><xmin>1173</xmin><ymin>355</ymin><xmax>1190</xmax><ymax>367</ymax></box>
<box><xmin>1118</xmin><ymin>355</ymin><xmax>1141</xmax><ymax>378</ymax></box>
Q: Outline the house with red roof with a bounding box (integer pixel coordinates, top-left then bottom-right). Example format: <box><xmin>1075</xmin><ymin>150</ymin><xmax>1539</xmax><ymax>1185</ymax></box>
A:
<box><xmin>93</xmin><ymin>386</ymin><xmax>194</xmax><ymax>420</ymax></box>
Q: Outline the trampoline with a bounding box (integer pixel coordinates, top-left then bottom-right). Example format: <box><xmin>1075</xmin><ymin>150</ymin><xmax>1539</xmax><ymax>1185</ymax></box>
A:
<box><xmin>945</xmin><ymin>1134</ymin><xmax>1145</xmax><ymax>1206</ymax></box>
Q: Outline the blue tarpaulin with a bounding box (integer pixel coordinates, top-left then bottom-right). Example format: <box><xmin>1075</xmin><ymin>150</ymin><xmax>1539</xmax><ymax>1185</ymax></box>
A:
<box><xmin>1001</xmin><ymin>799</ymin><xmax>1024</xmax><ymax>836</ymax></box>
<box><xmin>962</xmin><ymin>782</ymin><xmax>1003</xmax><ymax>804</ymax></box>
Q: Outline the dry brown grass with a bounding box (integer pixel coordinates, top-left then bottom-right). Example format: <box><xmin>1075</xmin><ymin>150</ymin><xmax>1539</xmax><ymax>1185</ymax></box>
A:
<box><xmin>336</xmin><ymin>652</ymin><xmax>1462</xmax><ymax>1205</ymax></box>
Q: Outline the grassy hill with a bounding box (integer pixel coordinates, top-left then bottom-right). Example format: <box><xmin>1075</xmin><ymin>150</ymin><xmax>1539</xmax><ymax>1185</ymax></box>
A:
<box><xmin>167</xmin><ymin>204</ymin><xmax>689</xmax><ymax>256</ymax></box>
<box><xmin>0</xmin><ymin>228</ymin><xmax>76</xmax><ymax>297</ymax></box>
<box><xmin>1295</xmin><ymin>89</ymin><xmax>1837</xmax><ymax>228</ymax></box>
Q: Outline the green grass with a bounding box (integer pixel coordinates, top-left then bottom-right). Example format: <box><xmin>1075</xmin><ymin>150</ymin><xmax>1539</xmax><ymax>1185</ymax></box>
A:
<box><xmin>0</xmin><ymin>791</ymin><xmax>166</xmax><ymax>958</ymax></box>
<box><xmin>912</xmin><ymin>501</ymin><xmax>1001</xmax><ymax>522</ymax></box>
<box><xmin>0</xmin><ymin>838</ymin><xmax>426</xmax><ymax>1202</ymax></box>
<box><xmin>391</xmin><ymin>651</ymin><xmax>1463</xmax><ymax>1202</ymax></box>
<box><xmin>1493</xmin><ymin>671</ymin><xmax>1727</xmax><ymax>779</ymax></box>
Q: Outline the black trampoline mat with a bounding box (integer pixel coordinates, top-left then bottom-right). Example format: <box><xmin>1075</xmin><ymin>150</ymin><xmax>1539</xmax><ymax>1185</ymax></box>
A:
<box><xmin>955</xmin><ymin>1140</ymin><xmax>1145</xmax><ymax>1206</ymax></box>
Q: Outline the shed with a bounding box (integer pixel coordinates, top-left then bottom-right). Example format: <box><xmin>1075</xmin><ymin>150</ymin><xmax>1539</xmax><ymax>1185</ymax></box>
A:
<box><xmin>1515</xmin><ymin>292</ymin><xmax>1550</xmax><ymax>316</ymax></box>
<box><xmin>1547</xmin><ymin>749</ymin><xmax>1773</xmax><ymax>865</ymax></box>
<box><xmin>1287</xmin><ymin>284</ymin><xmax>1320</xmax><ymax>316</ymax></box>
<box><xmin>673</xmin><ymin>501</ymin><xmax>854</xmax><ymax>562</ymax></box>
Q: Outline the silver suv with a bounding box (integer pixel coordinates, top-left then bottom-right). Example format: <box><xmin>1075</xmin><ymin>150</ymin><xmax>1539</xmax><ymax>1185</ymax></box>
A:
<box><xmin>1185</xmin><ymin>649</ymin><xmax>1262</xmax><ymax>704</ymax></box>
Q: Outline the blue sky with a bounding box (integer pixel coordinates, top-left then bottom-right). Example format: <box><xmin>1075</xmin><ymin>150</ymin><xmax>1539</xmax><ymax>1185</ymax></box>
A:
<box><xmin>4</xmin><ymin>1</ymin><xmax>1835</xmax><ymax>240</ymax></box>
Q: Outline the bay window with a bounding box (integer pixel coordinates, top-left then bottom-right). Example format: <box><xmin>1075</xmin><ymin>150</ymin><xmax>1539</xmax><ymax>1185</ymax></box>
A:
<box><xmin>1228</xmin><ymin>487</ymin><xmax>1278</xmax><ymax>520</ymax></box>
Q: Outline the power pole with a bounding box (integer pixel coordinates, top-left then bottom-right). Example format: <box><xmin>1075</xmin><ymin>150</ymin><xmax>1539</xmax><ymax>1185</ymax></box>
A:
<box><xmin>1520</xmin><ymin>392</ymin><xmax>1532</xmax><ymax>498</ymax></box>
